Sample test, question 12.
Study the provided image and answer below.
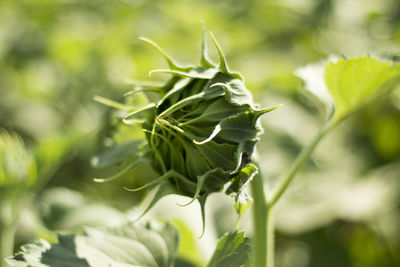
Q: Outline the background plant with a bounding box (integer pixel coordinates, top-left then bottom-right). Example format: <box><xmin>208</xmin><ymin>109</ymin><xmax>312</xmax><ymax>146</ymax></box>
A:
<box><xmin>6</xmin><ymin>37</ymin><xmax>400</xmax><ymax>267</ymax></box>
<box><xmin>0</xmin><ymin>132</ymin><xmax>70</xmax><ymax>267</ymax></box>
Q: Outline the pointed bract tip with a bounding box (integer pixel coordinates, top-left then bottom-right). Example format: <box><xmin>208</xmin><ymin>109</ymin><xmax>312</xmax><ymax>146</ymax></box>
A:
<box><xmin>255</xmin><ymin>104</ymin><xmax>283</xmax><ymax>117</ymax></box>
<box><xmin>208</xmin><ymin>31</ymin><xmax>229</xmax><ymax>73</ymax></box>
<box><xmin>140</xmin><ymin>37</ymin><xmax>183</xmax><ymax>71</ymax></box>
<box><xmin>199</xmin><ymin>21</ymin><xmax>214</xmax><ymax>68</ymax></box>
<box><xmin>197</xmin><ymin>195</ymin><xmax>207</xmax><ymax>239</ymax></box>
<box><xmin>177</xmin><ymin>197</ymin><xmax>197</xmax><ymax>207</ymax></box>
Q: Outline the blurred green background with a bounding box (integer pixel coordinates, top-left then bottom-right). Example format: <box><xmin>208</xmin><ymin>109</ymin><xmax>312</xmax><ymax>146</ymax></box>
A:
<box><xmin>1</xmin><ymin>0</ymin><xmax>400</xmax><ymax>266</ymax></box>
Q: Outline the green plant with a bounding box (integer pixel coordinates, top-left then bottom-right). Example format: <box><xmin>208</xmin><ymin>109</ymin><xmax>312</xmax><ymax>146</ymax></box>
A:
<box><xmin>93</xmin><ymin>30</ymin><xmax>281</xmax><ymax>232</ymax></box>
<box><xmin>6</xmin><ymin>31</ymin><xmax>400</xmax><ymax>267</ymax></box>
<box><xmin>0</xmin><ymin>132</ymin><xmax>36</xmax><ymax>267</ymax></box>
<box><xmin>0</xmin><ymin>132</ymin><xmax>71</xmax><ymax>267</ymax></box>
<box><xmin>8</xmin><ymin>219</ymin><xmax>250</xmax><ymax>267</ymax></box>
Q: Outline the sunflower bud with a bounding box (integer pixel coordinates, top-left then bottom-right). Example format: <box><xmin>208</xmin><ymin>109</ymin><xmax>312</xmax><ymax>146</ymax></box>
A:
<box><xmin>94</xmin><ymin>29</ymin><xmax>280</xmax><ymax>229</ymax></box>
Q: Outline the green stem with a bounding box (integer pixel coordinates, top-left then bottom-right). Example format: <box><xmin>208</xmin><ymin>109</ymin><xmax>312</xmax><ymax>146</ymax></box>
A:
<box><xmin>269</xmin><ymin>120</ymin><xmax>333</xmax><ymax>207</ymax></box>
<box><xmin>266</xmin><ymin>207</ymin><xmax>274</xmax><ymax>267</ymax></box>
<box><xmin>251</xmin><ymin>170</ymin><xmax>271</xmax><ymax>267</ymax></box>
<box><xmin>251</xmin><ymin>120</ymin><xmax>334</xmax><ymax>267</ymax></box>
<box><xmin>0</xmin><ymin>205</ymin><xmax>15</xmax><ymax>267</ymax></box>
<box><xmin>0</xmin><ymin>224</ymin><xmax>15</xmax><ymax>267</ymax></box>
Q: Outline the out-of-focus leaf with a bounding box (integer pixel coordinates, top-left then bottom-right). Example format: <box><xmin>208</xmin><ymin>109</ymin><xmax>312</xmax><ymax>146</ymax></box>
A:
<box><xmin>207</xmin><ymin>231</ymin><xmax>250</xmax><ymax>267</ymax></box>
<box><xmin>7</xmin><ymin>220</ymin><xmax>179</xmax><ymax>267</ymax></box>
<box><xmin>275</xmin><ymin>161</ymin><xmax>400</xmax><ymax>234</ymax></box>
<box><xmin>171</xmin><ymin>219</ymin><xmax>205</xmax><ymax>266</ymax></box>
<box><xmin>325</xmin><ymin>57</ymin><xmax>400</xmax><ymax>123</ymax></box>
<box><xmin>294</xmin><ymin>59</ymin><xmax>335</xmax><ymax>110</ymax></box>
<box><xmin>34</xmin><ymin>136</ymin><xmax>73</xmax><ymax>179</ymax></box>
<box><xmin>296</xmin><ymin>56</ymin><xmax>400</xmax><ymax>124</ymax></box>
<box><xmin>39</xmin><ymin>187</ymin><xmax>85</xmax><ymax>229</ymax></box>
<box><xmin>0</xmin><ymin>131</ymin><xmax>36</xmax><ymax>187</ymax></box>
<box><xmin>38</xmin><ymin>187</ymin><xmax>125</xmax><ymax>231</ymax></box>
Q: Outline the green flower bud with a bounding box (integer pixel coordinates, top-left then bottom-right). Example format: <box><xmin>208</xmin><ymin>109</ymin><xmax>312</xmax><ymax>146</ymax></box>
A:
<box><xmin>94</xmin><ymin>28</ymin><xmax>280</xmax><ymax>230</ymax></box>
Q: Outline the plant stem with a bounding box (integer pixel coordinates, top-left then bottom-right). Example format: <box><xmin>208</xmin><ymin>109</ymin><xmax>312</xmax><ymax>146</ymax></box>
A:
<box><xmin>251</xmin><ymin>121</ymin><xmax>334</xmax><ymax>267</ymax></box>
<box><xmin>269</xmin><ymin>120</ymin><xmax>333</xmax><ymax>207</ymax></box>
<box><xmin>0</xmin><ymin>224</ymin><xmax>15</xmax><ymax>267</ymax></box>
<box><xmin>266</xmin><ymin>207</ymin><xmax>275</xmax><ymax>267</ymax></box>
<box><xmin>0</xmin><ymin>204</ymin><xmax>15</xmax><ymax>267</ymax></box>
<box><xmin>251</xmin><ymin>169</ymin><xmax>270</xmax><ymax>267</ymax></box>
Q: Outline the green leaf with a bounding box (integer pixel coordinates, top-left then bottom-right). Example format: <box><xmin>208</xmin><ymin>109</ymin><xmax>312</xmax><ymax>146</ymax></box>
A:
<box><xmin>38</xmin><ymin>187</ymin><xmax>125</xmax><ymax>231</ymax></box>
<box><xmin>196</xmin><ymin>141</ymin><xmax>237</xmax><ymax>171</ymax></box>
<box><xmin>157</xmin><ymin>78</ymin><xmax>193</xmax><ymax>108</ymax></box>
<box><xmin>226</xmin><ymin>163</ymin><xmax>257</xmax><ymax>196</ymax></box>
<box><xmin>296</xmin><ymin>56</ymin><xmax>400</xmax><ymax>124</ymax></box>
<box><xmin>210</xmin><ymin>80</ymin><xmax>253</xmax><ymax>107</ymax></box>
<box><xmin>157</xmin><ymin>87</ymin><xmax>225</xmax><ymax>119</ymax></box>
<box><xmin>7</xmin><ymin>221</ymin><xmax>179</xmax><ymax>267</ymax></box>
<box><xmin>233</xmin><ymin>192</ymin><xmax>252</xmax><ymax>218</ymax></box>
<box><xmin>181</xmin><ymin>141</ymin><xmax>211</xmax><ymax>180</ymax></box>
<box><xmin>217</xmin><ymin>112</ymin><xmax>262</xmax><ymax>142</ymax></box>
<box><xmin>186</xmin><ymin>110</ymin><xmax>265</xmax><ymax>147</ymax></box>
<box><xmin>227</xmin><ymin>164</ymin><xmax>257</xmax><ymax>217</ymax></box>
<box><xmin>207</xmin><ymin>231</ymin><xmax>251</xmax><ymax>267</ymax></box>
<box><xmin>325</xmin><ymin>56</ymin><xmax>400</xmax><ymax>123</ymax></box>
<box><xmin>180</xmin><ymin>167</ymin><xmax>229</xmax><ymax>208</ymax></box>
<box><xmin>172</xmin><ymin>219</ymin><xmax>205</xmax><ymax>266</ymax></box>
<box><xmin>179</xmin><ymin>98</ymin><xmax>247</xmax><ymax>126</ymax></box>
<box><xmin>234</xmin><ymin>140</ymin><xmax>257</xmax><ymax>173</ymax></box>
<box><xmin>201</xmin><ymin>167</ymin><xmax>230</xmax><ymax>193</ymax></box>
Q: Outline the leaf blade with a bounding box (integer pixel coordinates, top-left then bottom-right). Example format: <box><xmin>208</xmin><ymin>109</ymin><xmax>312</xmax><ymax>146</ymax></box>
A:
<box><xmin>8</xmin><ymin>221</ymin><xmax>179</xmax><ymax>267</ymax></box>
<box><xmin>324</xmin><ymin>56</ymin><xmax>400</xmax><ymax>123</ymax></box>
<box><xmin>207</xmin><ymin>231</ymin><xmax>251</xmax><ymax>267</ymax></box>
